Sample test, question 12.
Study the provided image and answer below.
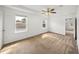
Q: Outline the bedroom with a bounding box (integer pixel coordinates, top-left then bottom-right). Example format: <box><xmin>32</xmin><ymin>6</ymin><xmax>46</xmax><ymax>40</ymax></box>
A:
<box><xmin>0</xmin><ymin>5</ymin><xmax>79</xmax><ymax>54</ymax></box>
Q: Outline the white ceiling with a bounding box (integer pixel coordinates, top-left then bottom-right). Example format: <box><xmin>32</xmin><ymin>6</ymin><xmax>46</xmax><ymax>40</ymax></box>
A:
<box><xmin>5</xmin><ymin>5</ymin><xmax>62</xmax><ymax>12</ymax></box>
<box><xmin>21</xmin><ymin>5</ymin><xmax>61</xmax><ymax>12</ymax></box>
<box><xmin>4</xmin><ymin>5</ymin><xmax>78</xmax><ymax>15</ymax></box>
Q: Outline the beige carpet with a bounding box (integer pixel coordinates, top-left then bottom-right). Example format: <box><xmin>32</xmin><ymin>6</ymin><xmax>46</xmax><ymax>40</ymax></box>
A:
<box><xmin>0</xmin><ymin>32</ymin><xmax>78</xmax><ymax>54</ymax></box>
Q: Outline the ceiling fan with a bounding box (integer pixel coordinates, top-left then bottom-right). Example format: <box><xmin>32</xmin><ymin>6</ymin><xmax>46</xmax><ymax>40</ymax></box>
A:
<box><xmin>41</xmin><ymin>8</ymin><xmax>56</xmax><ymax>16</ymax></box>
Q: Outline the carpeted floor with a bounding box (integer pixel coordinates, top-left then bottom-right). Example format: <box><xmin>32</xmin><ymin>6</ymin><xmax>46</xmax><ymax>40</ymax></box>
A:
<box><xmin>0</xmin><ymin>32</ymin><xmax>78</xmax><ymax>54</ymax></box>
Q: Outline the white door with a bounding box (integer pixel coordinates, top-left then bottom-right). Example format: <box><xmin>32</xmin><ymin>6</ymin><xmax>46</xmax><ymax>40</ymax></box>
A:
<box><xmin>0</xmin><ymin>8</ymin><xmax>3</xmax><ymax>49</ymax></box>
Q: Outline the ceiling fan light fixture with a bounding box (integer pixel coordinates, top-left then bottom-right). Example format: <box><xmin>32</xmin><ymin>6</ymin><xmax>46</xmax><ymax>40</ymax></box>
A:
<box><xmin>41</xmin><ymin>8</ymin><xmax>56</xmax><ymax>16</ymax></box>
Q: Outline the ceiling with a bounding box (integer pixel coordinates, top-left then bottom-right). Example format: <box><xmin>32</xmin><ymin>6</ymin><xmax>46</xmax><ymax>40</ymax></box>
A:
<box><xmin>4</xmin><ymin>5</ymin><xmax>62</xmax><ymax>12</ymax></box>
<box><xmin>21</xmin><ymin>5</ymin><xmax>61</xmax><ymax>12</ymax></box>
<box><xmin>4</xmin><ymin>5</ymin><xmax>78</xmax><ymax>16</ymax></box>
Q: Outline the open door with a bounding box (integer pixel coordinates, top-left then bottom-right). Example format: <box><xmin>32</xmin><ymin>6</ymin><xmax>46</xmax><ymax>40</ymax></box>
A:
<box><xmin>0</xmin><ymin>8</ymin><xmax>3</xmax><ymax>49</ymax></box>
<box><xmin>65</xmin><ymin>17</ymin><xmax>77</xmax><ymax>40</ymax></box>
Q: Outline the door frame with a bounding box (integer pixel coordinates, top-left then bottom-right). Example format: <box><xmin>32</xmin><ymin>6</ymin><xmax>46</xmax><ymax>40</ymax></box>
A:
<box><xmin>0</xmin><ymin>6</ymin><xmax>4</xmax><ymax>49</ymax></box>
<box><xmin>75</xmin><ymin>17</ymin><xmax>77</xmax><ymax>40</ymax></box>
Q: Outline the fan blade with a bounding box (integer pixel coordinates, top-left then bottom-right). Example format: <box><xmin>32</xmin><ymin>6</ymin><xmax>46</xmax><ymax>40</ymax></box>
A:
<box><xmin>41</xmin><ymin>12</ymin><xmax>45</xmax><ymax>14</ymax></box>
<box><xmin>51</xmin><ymin>12</ymin><xmax>56</xmax><ymax>13</ymax></box>
<box><xmin>51</xmin><ymin>9</ymin><xmax>54</xmax><ymax>11</ymax></box>
<box><xmin>42</xmin><ymin>10</ymin><xmax>46</xmax><ymax>12</ymax></box>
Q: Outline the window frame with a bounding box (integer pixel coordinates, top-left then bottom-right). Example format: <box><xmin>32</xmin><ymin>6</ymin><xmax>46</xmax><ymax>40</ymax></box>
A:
<box><xmin>15</xmin><ymin>15</ymin><xmax>28</xmax><ymax>33</ymax></box>
<box><xmin>42</xmin><ymin>20</ymin><xmax>47</xmax><ymax>29</ymax></box>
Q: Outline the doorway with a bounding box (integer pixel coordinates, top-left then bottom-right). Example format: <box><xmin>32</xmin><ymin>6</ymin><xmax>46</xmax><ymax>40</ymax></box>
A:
<box><xmin>65</xmin><ymin>17</ymin><xmax>77</xmax><ymax>40</ymax></box>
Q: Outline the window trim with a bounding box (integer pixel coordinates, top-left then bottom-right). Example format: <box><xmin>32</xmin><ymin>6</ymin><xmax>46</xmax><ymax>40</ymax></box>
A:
<box><xmin>42</xmin><ymin>20</ymin><xmax>47</xmax><ymax>29</ymax></box>
<box><xmin>15</xmin><ymin>15</ymin><xmax>28</xmax><ymax>33</ymax></box>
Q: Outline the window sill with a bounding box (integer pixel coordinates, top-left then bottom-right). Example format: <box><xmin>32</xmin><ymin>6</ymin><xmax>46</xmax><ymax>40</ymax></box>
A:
<box><xmin>15</xmin><ymin>30</ymin><xmax>28</xmax><ymax>33</ymax></box>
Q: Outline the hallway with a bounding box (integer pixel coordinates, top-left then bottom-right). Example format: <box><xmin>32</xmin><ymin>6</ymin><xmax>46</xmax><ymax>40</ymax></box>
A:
<box><xmin>0</xmin><ymin>32</ymin><xmax>78</xmax><ymax>54</ymax></box>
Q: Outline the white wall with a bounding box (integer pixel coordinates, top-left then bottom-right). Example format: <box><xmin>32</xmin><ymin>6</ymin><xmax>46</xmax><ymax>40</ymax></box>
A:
<box><xmin>3</xmin><ymin>7</ymin><xmax>48</xmax><ymax>44</ymax></box>
<box><xmin>48</xmin><ymin>6</ymin><xmax>77</xmax><ymax>35</ymax></box>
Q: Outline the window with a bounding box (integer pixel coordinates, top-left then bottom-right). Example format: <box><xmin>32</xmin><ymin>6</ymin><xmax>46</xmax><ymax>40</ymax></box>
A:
<box><xmin>15</xmin><ymin>15</ymin><xmax>28</xmax><ymax>33</ymax></box>
<box><xmin>42</xmin><ymin>20</ymin><xmax>47</xmax><ymax>29</ymax></box>
<box><xmin>43</xmin><ymin>20</ymin><xmax>46</xmax><ymax>28</ymax></box>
